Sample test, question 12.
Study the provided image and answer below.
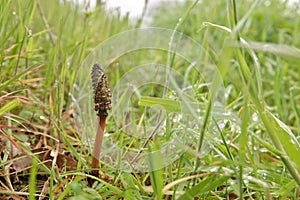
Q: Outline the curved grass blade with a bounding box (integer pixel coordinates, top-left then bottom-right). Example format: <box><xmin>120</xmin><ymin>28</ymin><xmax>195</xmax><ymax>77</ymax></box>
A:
<box><xmin>178</xmin><ymin>175</ymin><xmax>229</xmax><ymax>200</ymax></box>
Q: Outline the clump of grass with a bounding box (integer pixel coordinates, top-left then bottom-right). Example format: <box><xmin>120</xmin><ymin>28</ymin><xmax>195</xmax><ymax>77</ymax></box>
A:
<box><xmin>1</xmin><ymin>0</ymin><xmax>300</xmax><ymax>199</ymax></box>
<box><xmin>148</xmin><ymin>0</ymin><xmax>300</xmax><ymax>198</ymax></box>
<box><xmin>0</xmin><ymin>0</ymin><xmax>130</xmax><ymax>199</ymax></box>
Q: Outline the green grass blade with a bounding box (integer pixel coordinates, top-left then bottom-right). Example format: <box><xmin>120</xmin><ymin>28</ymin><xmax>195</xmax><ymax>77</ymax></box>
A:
<box><xmin>148</xmin><ymin>145</ymin><xmax>163</xmax><ymax>200</ymax></box>
<box><xmin>178</xmin><ymin>175</ymin><xmax>229</xmax><ymax>199</ymax></box>
<box><xmin>29</xmin><ymin>157</ymin><xmax>38</xmax><ymax>200</ymax></box>
<box><xmin>194</xmin><ymin>99</ymin><xmax>212</xmax><ymax>173</ymax></box>
<box><xmin>57</xmin><ymin>178</ymin><xmax>79</xmax><ymax>200</ymax></box>
<box><xmin>260</xmin><ymin>110</ymin><xmax>300</xmax><ymax>185</ymax></box>
<box><xmin>121</xmin><ymin>173</ymin><xmax>142</xmax><ymax>200</ymax></box>
<box><xmin>0</xmin><ymin>64</ymin><xmax>36</xmax><ymax>91</ymax></box>
<box><xmin>213</xmin><ymin>118</ymin><xmax>234</xmax><ymax>161</ymax></box>
<box><xmin>238</xmin><ymin>100</ymin><xmax>249</xmax><ymax>199</ymax></box>
<box><xmin>0</xmin><ymin>98</ymin><xmax>20</xmax><ymax>116</ymax></box>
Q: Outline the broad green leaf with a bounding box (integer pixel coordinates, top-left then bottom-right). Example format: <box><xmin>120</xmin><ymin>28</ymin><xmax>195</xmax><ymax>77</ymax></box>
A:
<box><xmin>138</xmin><ymin>96</ymin><xmax>181</xmax><ymax>112</ymax></box>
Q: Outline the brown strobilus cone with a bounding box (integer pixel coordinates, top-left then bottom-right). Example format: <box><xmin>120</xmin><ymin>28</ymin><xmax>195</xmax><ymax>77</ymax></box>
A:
<box><xmin>91</xmin><ymin>64</ymin><xmax>112</xmax><ymax>176</ymax></box>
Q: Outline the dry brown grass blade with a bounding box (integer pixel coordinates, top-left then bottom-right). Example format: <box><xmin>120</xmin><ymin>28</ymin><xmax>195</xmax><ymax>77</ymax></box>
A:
<box><xmin>4</xmin><ymin>50</ymin><xmax>42</xmax><ymax>61</ymax></box>
<box><xmin>18</xmin><ymin>78</ymin><xmax>45</xmax><ymax>84</ymax></box>
<box><xmin>23</xmin><ymin>64</ymin><xmax>44</xmax><ymax>76</ymax></box>
<box><xmin>0</xmin><ymin>186</ymin><xmax>26</xmax><ymax>200</ymax></box>
<box><xmin>0</xmin><ymin>94</ymin><xmax>32</xmax><ymax>105</ymax></box>
<box><xmin>3</xmin><ymin>44</ymin><xmax>17</xmax><ymax>54</ymax></box>
<box><xmin>0</xmin><ymin>129</ymin><xmax>31</xmax><ymax>158</ymax></box>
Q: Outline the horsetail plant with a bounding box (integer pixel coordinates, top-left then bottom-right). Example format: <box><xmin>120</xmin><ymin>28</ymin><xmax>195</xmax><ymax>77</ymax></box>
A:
<box><xmin>91</xmin><ymin>64</ymin><xmax>112</xmax><ymax>176</ymax></box>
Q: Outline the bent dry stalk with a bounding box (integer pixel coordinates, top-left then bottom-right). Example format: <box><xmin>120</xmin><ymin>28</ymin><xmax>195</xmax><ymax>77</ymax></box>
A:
<box><xmin>91</xmin><ymin>64</ymin><xmax>112</xmax><ymax>176</ymax></box>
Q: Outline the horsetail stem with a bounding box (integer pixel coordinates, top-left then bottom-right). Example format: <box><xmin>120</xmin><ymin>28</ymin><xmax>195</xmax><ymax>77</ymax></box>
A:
<box><xmin>91</xmin><ymin>64</ymin><xmax>111</xmax><ymax>177</ymax></box>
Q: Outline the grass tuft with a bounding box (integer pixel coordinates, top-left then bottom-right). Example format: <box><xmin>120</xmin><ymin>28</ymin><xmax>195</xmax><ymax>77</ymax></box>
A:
<box><xmin>1</xmin><ymin>0</ymin><xmax>300</xmax><ymax>199</ymax></box>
